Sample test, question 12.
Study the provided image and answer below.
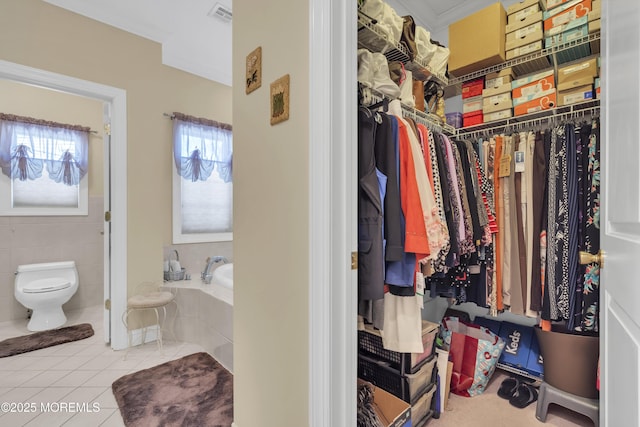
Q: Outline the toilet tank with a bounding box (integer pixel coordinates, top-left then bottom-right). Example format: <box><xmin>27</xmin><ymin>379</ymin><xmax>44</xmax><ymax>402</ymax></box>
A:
<box><xmin>15</xmin><ymin>261</ymin><xmax>78</xmax><ymax>291</ymax></box>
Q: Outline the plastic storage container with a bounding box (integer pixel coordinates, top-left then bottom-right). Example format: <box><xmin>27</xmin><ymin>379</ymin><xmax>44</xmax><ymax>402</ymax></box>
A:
<box><xmin>411</xmin><ymin>383</ymin><xmax>437</xmax><ymax>426</ymax></box>
<box><xmin>358</xmin><ymin>320</ymin><xmax>439</xmax><ymax>374</ymax></box>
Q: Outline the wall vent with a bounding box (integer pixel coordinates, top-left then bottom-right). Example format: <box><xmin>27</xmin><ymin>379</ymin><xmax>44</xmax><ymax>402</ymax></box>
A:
<box><xmin>208</xmin><ymin>3</ymin><xmax>232</xmax><ymax>23</ymax></box>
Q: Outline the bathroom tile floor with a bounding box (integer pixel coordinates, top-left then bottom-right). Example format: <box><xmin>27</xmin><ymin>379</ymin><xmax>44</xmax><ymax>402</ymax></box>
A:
<box><xmin>0</xmin><ymin>305</ymin><xmax>207</xmax><ymax>427</ymax></box>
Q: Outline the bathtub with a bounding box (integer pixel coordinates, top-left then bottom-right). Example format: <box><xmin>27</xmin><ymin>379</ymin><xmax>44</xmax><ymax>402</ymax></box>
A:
<box><xmin>163</xmin><ymin>263</ymin><xmax>234</xmax><ymax>372</ymax></box>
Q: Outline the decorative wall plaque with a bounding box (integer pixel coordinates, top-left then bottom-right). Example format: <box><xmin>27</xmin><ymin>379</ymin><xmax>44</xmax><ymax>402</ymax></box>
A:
<box><xmin>245</xmin><ymin>46</ymin><xmax>262</xmax><ymax>94</ymax></box>
<box><xmin>270</xmin><ymin>74</ymin><xmax>290</xmax><ymax>125</ymax></box>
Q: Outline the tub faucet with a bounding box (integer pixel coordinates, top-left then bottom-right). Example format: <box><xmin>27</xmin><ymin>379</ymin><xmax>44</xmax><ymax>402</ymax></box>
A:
<box><xmin>201</xmin><ymin>256</ymin><xmax>229</xmax><ymax>284</ymax></box>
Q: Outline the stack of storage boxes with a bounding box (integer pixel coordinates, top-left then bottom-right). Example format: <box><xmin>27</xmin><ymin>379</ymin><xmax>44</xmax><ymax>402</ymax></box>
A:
<box><xmin>483</xmin><ymin>68</ymin><xmax>514</xmax><ymax>122</ymax></box>
<box><xmin>556</xmin><ymin>55</ymin><xmax>598</xmax><ymax>106</ymax></box>
<box><xmin>543</xmin><ymin>0</ymin><xmax>593</xmax><ymax>62</ymax></box>
<box><xmin>505</xmin><ymin>0</ymin><xmax>544</xmax><ymax>60</ymax></box>
<box><xmin>512</xmin><ymin>68</ymin><xmax>556</xmax><ymax>116</ymax></box>
<box><xmin>462</xmin><ymin>78</ymin><xmax>484</xmax><ymax>127</ymax></box>
<box><xmin>358</xmin><ymin>321</ymin><xmax>440</xmax><ymax>427</ymax></box>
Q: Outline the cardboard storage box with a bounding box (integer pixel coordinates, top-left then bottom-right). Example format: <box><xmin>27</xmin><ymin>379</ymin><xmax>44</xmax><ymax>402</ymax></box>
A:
<box><xmin>514</xmin><ymin>92</ymin><xmax>557</xmax><ymax>115</ymax></box>
<box><xmin>595</xmin><ymin>77</ymin><xmax>600</xmax><ymax>99</ymax></box>
<box><xmin>513</xmin><ymin>87</ymin><xmax>556</xmax><ymax>106</ymax></box>
<box><xmin>543</xmin><ymin>0</ymin><xmax>591</xmax><ymax>31</ymax></box>
<box><xmin>506</xmin><ymin>11</ymin><xmax>543</xmax><ymax>33</ymax></box>
<box><xmin>485</xmin><ymin>68</ymin><xmax>514</xmax><ymax>89</ymax></box>
<box><xmin>512</xmin><ymin>68</ymin><xmax>555</xmax><ymax>98</ymax></box>
<box><xmin>483</xmin><ymin>93</ymin><xmax>513</xmax><ymax>114</ymax></box>
<box><xmin>507</xmin><ymin>0</ymin><xmax>542</xmax><ymax>15</ymax></box>
<box><xmin>463</xmin><ymin>96</ymin><xmax>483</xmax><ymax>114</ymax></box>
<box><xmin>557</xmin><ymin>74</ymin><xmax>593</xmax><ymax>91</ymax></box>
<box><xmin>508</xmin><ymin>2</ymin><xmax>541</xmax><ymax>25</ymax></box>
<box><xmin>545</xmin><ymin>16</ymin><xmax>588</xmax><ymax>46</ymax></box>
<box><xmin>506</xmin><ymin>22</ymin><xmax>544</xmax><ymax>51</ymax></box>
<box><xmin>589</xmin><ymin>18</ymin><xmax>600</xmax><ymax>33</ymax></box>
<box><xmin>506</xmin><ymin>40</ymin><xmax>543</xmax><ymax>60</ymax></box>
<box><xmin>463</xmin><ymin>111</ymin><xmax>484</xmax><ymax>127</ymax></box>
<box><xmin>546</xmin><ymin>0</ymin><xmax>573</xmax><ymax>10</ymax></box>
<box><xmin>557</xmin><ymin>56</ymin><xmax>598</xmax><ymax>85</ymax></box>
<box><xmin>448</xmin><ymin>2</ymin><xmax>507</xmax><ymax>76</ymax></box>
<box><xmin>357</xmin><ymin>380</ymin><xmax>411</xmax><ymax>427</ymax></box>
<box><xmin>526</xmin><ymin>331</ymin><xmax>544</xmax><ymax>377</ymax></box>
<box><xmin>462</xmin><ymin>78</ymin><xmax>485</xmax><ymax>99</ymax></box>
<box><xmin>558</xmin><ymin>84</ymin><xmax>593</xmax><ymax>106</ymax></box>
<box><xmin>497</xmin><ymin>321</ymin><xmax>544</xmax><ymax>378</ymax></box>
<box><xmin>485</xmin><ymin>109</ymin><xmax>514</xmax><ymax>122</ymax></box>
<box><xmin>445</xmin><ymin>112</ymin><xmax>463</xmax><ymax>129</ymax></box>
<box><xmin>483</xmin><ymin>81</ymin><xmax>512</xmax><ymax>97</ymax></box>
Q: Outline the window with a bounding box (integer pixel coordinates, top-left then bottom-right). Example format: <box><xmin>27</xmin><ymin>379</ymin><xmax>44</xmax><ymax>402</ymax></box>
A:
<box><xmin>172</xmin><ymin>112</ymin><xmax>232</xmax><ymax>243</ymax></box>
<box><xmin>0</xmin><ymin>114</ymin><xmax>89</xmax><ymax>215</ymax></box>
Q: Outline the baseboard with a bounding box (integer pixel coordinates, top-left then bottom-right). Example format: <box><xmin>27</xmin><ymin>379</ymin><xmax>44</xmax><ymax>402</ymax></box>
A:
<box><xmin>128</xmin><ymin>326</ymin><xmax>159</xmax><ymax>346</ymax></box>
<box><xmin>231</xmin><ymin>422</ymin><xmax>238</xmax><ymax>427</ymax></box>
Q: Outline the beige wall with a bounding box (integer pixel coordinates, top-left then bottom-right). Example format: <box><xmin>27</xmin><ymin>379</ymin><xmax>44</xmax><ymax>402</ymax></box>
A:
<box><xmin>0</xmin><ymin>0</ymin><xmax>232</xmax><ymax>294</ymax></box>
<box><xmin>233</xmin><ymin>0</ymin><xmax>310</xmax><ymax>425</ymax></box>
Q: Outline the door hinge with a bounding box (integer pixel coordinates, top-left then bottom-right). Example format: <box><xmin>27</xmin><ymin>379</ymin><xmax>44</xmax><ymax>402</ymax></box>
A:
<box><xmin>105</xmin><ymin>299</ymin><xmax>111</xmax><ymax>310</ymax></box>
<box><xmin>351</xmin><ymin>251</ymin><xmax>358</xmax><ymax>270</ymax></box>
<box><xmin>104</xmin><ymin>123</ymin><xmax>111</xmax><ymax>136</ymax></box>
<box><xmin>105</xmin><ymin>211</ymin><xmax>111</xmax><ymax>222</ymax></box>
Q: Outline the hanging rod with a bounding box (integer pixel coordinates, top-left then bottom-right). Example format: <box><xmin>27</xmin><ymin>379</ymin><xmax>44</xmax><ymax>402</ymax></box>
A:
<box><xmin>455</xmin><ymin>100</ymin><xmax>600</xmax><ymax>140</ymax></box>
<box><xmin>360</xmin><ymin>85</ymin><xmax>455</xmax><ymax>134</ymax></box>
<box><xmin>163</xmin><ymin>112</ymin><xmax>175</xmax><ymax>119</ymax></box>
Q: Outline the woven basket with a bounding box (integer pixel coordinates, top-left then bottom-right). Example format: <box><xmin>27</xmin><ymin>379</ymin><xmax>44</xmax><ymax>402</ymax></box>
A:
<box><xmin>164</xmin><ymin>250</ymin><xmax>185</xmax><ymax>281</ymax></box>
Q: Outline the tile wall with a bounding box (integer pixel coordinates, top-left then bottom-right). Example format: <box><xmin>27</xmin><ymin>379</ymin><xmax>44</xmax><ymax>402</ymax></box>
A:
<box><xmin>0</xmin><ymin>196</ymin><xmax>104</xmax><ymax>323</ymax></box>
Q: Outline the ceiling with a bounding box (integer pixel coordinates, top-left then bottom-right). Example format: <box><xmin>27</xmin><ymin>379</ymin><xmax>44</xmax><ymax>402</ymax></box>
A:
<box><xmin>43</xmin><ymin>0</ymin><xmax>510</xmax><ymax>86</ymax></box>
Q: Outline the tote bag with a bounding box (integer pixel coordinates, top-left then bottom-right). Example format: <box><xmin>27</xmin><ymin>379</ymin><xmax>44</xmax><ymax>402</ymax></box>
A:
<box><xmin>441</xmin><ymin>316</ymin><xmax>505</xmax><ymax>397</ymax></box>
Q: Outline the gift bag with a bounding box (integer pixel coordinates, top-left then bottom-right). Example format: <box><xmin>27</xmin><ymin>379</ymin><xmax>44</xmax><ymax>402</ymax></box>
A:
<box><xmin>440</xmin><ymin>316</ymin><xmax>505</xmax><ymax>397</ymax></box>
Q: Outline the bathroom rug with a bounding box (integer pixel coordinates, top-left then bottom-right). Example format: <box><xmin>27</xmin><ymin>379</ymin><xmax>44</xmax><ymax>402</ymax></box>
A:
<box><xmin>112</xmin><ymin>351</ymin><xmax>233</xmax><ymax>427</ymax></box>
<box><xmin>0</xmin><ymin>323</ymin><xmax>94</xmax><ymax>357</ymax></box>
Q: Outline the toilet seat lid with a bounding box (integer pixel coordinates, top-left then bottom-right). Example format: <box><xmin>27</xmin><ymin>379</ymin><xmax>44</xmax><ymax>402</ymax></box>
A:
<box><xmin>23</xmin><ymin>278</ymin><xmax>71</xmax><ymax>293</ymax></box>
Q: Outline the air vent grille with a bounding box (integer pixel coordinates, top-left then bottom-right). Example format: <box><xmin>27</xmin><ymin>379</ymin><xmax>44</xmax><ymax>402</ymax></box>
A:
<box><xmin>208</xmin><ymin>3</ymin><xmax>232</xmax><ymax>23</ymax></box>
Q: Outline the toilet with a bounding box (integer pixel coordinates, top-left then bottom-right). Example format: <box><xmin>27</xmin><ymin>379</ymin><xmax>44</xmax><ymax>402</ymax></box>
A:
<box><xmin>14</xmin><ymin>261</ymin><xmax>79</xmax><ymax>331</ymax></box>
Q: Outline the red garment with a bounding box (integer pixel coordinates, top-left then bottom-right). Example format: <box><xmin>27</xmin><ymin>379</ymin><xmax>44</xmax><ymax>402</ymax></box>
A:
<box><xmin>396</xmin><ymin>118</ymin><xmax>430</xmax><ymax>260</ymax></box>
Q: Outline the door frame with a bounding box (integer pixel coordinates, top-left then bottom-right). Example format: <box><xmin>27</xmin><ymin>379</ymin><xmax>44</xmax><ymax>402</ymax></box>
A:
<box><xmin>308</xmin><ymin>0</ymin><xmax>358</xmax><ymax>425</ymax></box>
<box><xmin>0</xmin><ymin>60</ymin><xmax>128</xmax><ymax>350</ymax></box>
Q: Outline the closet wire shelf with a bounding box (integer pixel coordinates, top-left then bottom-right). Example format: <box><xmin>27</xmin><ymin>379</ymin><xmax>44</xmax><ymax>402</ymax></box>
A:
<box><xmin>448</xmin><ymin>31</ymin><xmax>601</xmax><ymax>87</ymax></box>
<box><xmin>357</xmin><ymin>10</ymin><xmax>449</xmax><ymax>86</ymax></box>
<box><xmin>455</xmin><ymin>99</ymin><xmax>600</xmax><ymax>139</ymax></box>
<box><xmin>361</xmin><ymin>85</ymin><xmax>457</xmax><ymax>135</ymax></box>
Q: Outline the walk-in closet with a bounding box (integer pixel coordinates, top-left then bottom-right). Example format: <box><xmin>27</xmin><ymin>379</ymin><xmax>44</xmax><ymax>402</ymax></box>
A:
<box><xmin>354</xmin><ymin>0</ymin><xmax>623</xmax><ymax>425</ymax></box>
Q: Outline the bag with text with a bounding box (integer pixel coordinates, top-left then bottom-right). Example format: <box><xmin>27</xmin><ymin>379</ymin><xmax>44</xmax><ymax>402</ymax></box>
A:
<box><xmin>440</xmin><ymin>316</ymin><xmax>505</xmax><ymax>397</ymax></box>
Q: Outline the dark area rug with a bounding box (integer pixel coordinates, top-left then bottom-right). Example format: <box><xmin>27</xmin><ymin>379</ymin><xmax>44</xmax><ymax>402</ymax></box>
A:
<box><xmin>112</xmin><ymin>352</ymin><xmax>233</xmax><ymax>427</ymax></box>
<box><xmin>0</xmin><ymin>323</ymin><xmax>94</xmax><ymax>358</ymax></box>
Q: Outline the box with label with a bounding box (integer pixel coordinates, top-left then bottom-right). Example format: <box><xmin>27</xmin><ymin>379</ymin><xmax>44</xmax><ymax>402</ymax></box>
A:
<box><xmin>557</xmin><ymin>56</ymin><xmax>598</xmax><ymax>85</ymax></box>
<box><xmin>463</xmin><ymin>111</ymin><xmax>484</xmax><ymax>127</ymax></box>
<box><xmin>545</xmin><ymin>13</ymin><xmax>586</xmax><ymax>37</ymax></box>
<box><xmin>498</xmin><ymin>321</ymin><xmax>535</xmax><ymax>370</ymax></box>
<box><xmin>513</xmin><ymin>87</ymin><xmax>556</xmax><ymax>106</ymax></box>
<box><xmin>473</xmin><ymin>316</ymin><xmax>502</xmax><ymax>335</ymax></box>
<box><xmin>545</xmin><ymin>16</ymin><xmax>588</xmax><ymax>46</ymax></box>
<box><xmin>506</xmin><ymin>22</ymin><xmax>544</xmax><ymax>51</ymax></box>
<box><xmin>558</xmin><ymin>84</ymin><xmax>593</xmax><ymax>106</ymax></box>
<box><xmin>589</xmin><ymin>18</ymin><xmax>600</xmax><ymax>33</ymax></box>
<box><xmin>543</xmin><ymin>0</ymin><xmax>591</xmax><ymax>31</ymax></box>
<box><xmin>595</xmin><ymin>77</ymin><xmax>600</xmax><ymax>99</ymax></box>
<box><xmin>506</xmin><ymin>11</ymin><xmax>543</xmax><ymax>33</ymax></box>
<box><xmin>506</xmin><ymin>40</ymin><xmax>543</xmax><ymax>60</ymax></box>
<box><xmin>557</xmin><ymin>74</ymin><xmax>593</xmax><ymax>91</ymax></box>
<box><xmin>512</xmin><ymin>69</ymin><xmax>555</xmax><ymax>98</ymax></box>
<box><xmin>485</xmin><ymin>68</ymin><xmax>514</xmax><ymax>89</ymax></box>
<box><xmin>546</xmin><ymin>0</ymin><xmax>572</xmax><ymax>10</ymax></box>
<box><xmin>463</xmin><ymin>96</ymin><xmax>483</xmax><ymax>114</ymax></box>
<box><xmin>483</xmin><ymin>81</ymin><xmax>512</xmax><ymax>98</ymax></box>
<box><xmin>485</xmin><ymin>109</ymin><xmax>514</xmax><ymax>122</ymax></box>
<box><xmin>357</xmin><ymin>380</ymin><xmax>411</xmax><ymax>427</ymax></box>
<box><xmin>462</xmin><ymin>78</ymin><xmax>485</xmax><ymax>99</ymax></box>
<box><xmin>449</xmin><ymin>2</ymin><xmax>507</xmax><ymax>76</ymax></box>
<box><xmin>514</xmin><ymin>92</ymin><xmax>557</xmax><ymax>115</ymax></box>
<box><xmin>508</xmin><ymin>0</ymin><xmax>543</xmax><ymax>14</ymax></box>
<box><xmin>483</xmin><ymin>93</ymin><xmax>513</xmax><ymax>114</ymax></box>
<box><xmin>508</xmin><ymin>2</ymin><xmax>541</xmax><ymax>25</ymax></box>
<box><xmin>525</xmin><ymin>331</ymin><xmax>544</xmax><ymax>376</ymax></box>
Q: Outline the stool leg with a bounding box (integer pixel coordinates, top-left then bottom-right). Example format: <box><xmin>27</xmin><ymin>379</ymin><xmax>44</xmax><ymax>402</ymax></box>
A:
<box><xmin>536</xmin><ymin>383</ymin><xmax>550</xmax><ymax>422</ymax></box>
<box><xmin>153</xmin><ymin>307</ymin><xmax>163</xmax><ymax>355</ymax></box>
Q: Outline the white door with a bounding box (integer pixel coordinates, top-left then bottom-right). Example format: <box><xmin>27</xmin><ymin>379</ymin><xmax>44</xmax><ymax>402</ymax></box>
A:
<box><xmin>601</xmin><ymin>1</ymin><xmax>640</xmax><ymax>425</ymax></box>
